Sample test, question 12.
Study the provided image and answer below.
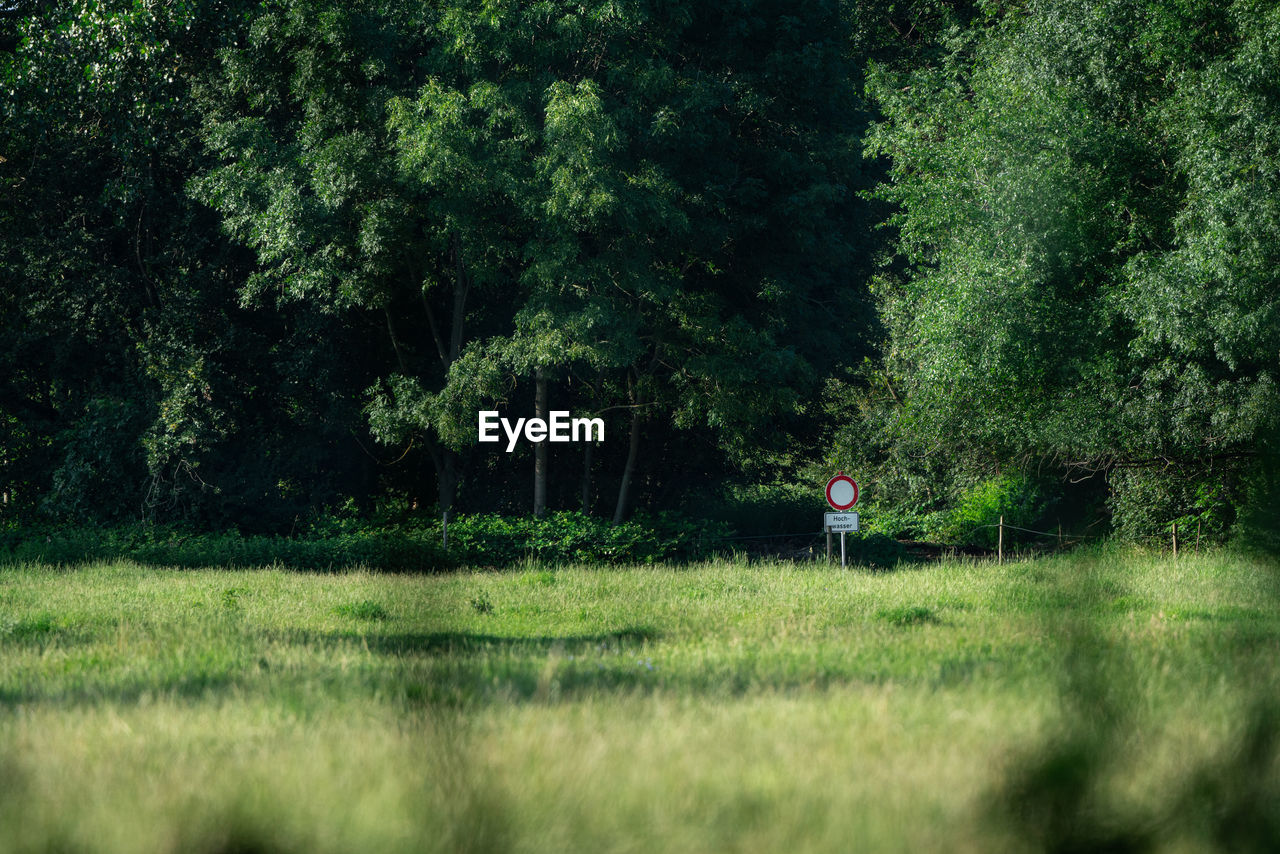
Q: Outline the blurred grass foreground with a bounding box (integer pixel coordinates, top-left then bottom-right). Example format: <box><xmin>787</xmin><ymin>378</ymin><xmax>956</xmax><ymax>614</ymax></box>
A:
<box><xmin>2</xmin><ymin>549</ymin><xmax>1279</xmax><ymax>852</ymax></box>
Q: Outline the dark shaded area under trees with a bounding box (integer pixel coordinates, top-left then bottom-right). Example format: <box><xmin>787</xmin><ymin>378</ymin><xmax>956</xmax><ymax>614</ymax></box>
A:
<box><xmin>2</xmin><ymin>0</ymin><xmax>1279</xmax><ymax>551</ymax></box>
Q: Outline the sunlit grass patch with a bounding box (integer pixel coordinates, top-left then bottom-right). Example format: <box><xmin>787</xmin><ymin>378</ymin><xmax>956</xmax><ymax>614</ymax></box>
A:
<box><xmin>333</xmin><ymin>599</ymin><xmax>390</xmax><ymax>621</ymax></box>
<box><xmin>0</xmin><ymin>550</ymin><xmax>1277</xmax><ymax>851</ymax></box>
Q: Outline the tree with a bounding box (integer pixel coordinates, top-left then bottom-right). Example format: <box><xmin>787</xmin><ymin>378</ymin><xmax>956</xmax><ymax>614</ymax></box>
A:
<box><xmin>0</xmin><ymin>0</ymin><xmax>231</xmax><ymax>521</ymax></box>
<box><xmin>199</xmin><ymin>0</ymin><xmax>873</xmax><ymax>521</ymax></box>
<box><xmin>860</xmin><ymin>0</ymin><xmax>1280</xmax><ymax>539</ymax></box>
<box><xmin>191</xmin><ymin>0</ymin><xmax>482</xmax><ymax>516</ymax></box>
<box><xmin>1</xmin><ymin>0</ymin><xmax>388</xmax><ymax>528</ymax></box>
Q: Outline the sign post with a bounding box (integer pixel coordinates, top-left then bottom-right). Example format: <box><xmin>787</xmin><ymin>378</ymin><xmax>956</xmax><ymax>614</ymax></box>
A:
<box><xmin>824</xmin><ymin>472</ymin><xmax>860</xmax><ymax>566</ymax></box>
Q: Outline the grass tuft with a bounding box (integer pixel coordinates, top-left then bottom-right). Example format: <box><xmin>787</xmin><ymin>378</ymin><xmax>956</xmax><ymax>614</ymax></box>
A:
<box><xmin>876</xmin><ymin>605</ymin><xmax>941</xmax><ymax>626</ymax></box>
<box><xmin>0</xmin><ymin>613</ymin><xmax>58</xmax><ymax>641</ymax></box>
<box><xmin>333</xmin><ymin>600</ymin><xmax>389</xmax><ymax>621</ymax></box>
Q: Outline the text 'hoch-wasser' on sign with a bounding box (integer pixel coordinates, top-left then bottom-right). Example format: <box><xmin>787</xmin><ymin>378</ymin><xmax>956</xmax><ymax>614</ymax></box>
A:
<box><xmin>478</xmin><ymin>411</ymin><xmax>605</xmax><ymax>452</ymax></box>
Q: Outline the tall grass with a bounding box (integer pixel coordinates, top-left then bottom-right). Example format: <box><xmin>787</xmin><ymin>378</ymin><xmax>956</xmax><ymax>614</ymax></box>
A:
<box><xmin>1</xmin><ymin>549</ymin><xmax>1277</xmax><ymax>851</ymax></box>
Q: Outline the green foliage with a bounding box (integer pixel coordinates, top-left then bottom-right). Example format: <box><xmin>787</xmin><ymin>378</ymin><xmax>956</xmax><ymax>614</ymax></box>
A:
<box><xmin>842</xmin><ymin>532</ymin><xmax>909</xmax><ymax>567</ymax></box>
<box><xmin>695</xmin><ymin>483</ymin><xmax>824</xmax><ymax>537</ymax></box>
<box><xmin>334</xmin><ymin>600</ymin><xmax>389</xmax><ymax>621</ymax></box>
<box><xmin>860</xmin><ymin>0</ymin><xmax>1280</xmax><ymax>541</ymax></box>
<box><xmin>0</xmin><ymin>511</ymin><xmax>729</xmax><ymax>569</ymax></box>
<box><xmin>876</xmin><ymin>605</ymin><xmax>939</xmax><ymax>627</ymax></box>
<box><xmin>0</xmin><ymin>0</ymin><xmax>382</xmax><ymax>528</ymax></box>
<box><xmin>9</xmin><ymin>0</ymin><xmax>1280</xmax><ymax>544</ymax></box>
<box><xmin>444</xmin><ymin>511</ymin><xmax>731</xmax><ymax>566</ymax></box>
<box><xmin>190</xmin><ymin>0</ymin><xmax>874</xmax><ymax>520</ymax></box>
<box><xmin>1109</xmin><ymin>466</ymin><xmax>1242</xmax><ymax>546</ymax></box>
<box><xmin>939</xmin><ymin>473</ymin><xmax>1047</xmax><ymax>548</ymax></box>
<box><xmin>1</xmin><ymin>524</ymin><xmax>448</xmax><ymax>572</ymax></box>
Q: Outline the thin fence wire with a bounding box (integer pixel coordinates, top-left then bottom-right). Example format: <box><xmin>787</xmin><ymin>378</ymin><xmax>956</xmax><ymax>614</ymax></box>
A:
<box><xmin>439</xmin><ymin>519</ymin><xmax>1127</xmax><ymax>559</ymax></box>
<box><xmin>972</xmin><ymin>522</ymin><xmax>1102</xmax><ymax>540</ymax></box>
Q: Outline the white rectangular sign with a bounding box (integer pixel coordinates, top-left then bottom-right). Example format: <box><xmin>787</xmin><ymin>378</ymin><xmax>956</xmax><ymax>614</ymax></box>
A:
<box><xmin>824</xmin><ymin>512</ymin><xmax>859</xmax><ymax>532</ymax></box>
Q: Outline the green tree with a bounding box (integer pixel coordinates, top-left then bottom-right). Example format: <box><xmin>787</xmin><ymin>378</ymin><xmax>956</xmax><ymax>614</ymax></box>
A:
<box><xmin>199</xmin><ymin>0</ymin><xmax>872</xmax><ymax>521</ymax></box>
<box><xmin>191</xmin><ymin>0</ymin><xmax>482</xmax><ymax>516</ymax></box>
<box><xmin>859</xmin><ymin>0</ymin><xmax>1280</xmax><ymax>540</ymax></box>
<box><xmin>1</xmin><ymin>0</ymin><xmax>225</xmax><ymax>520</ymax></box>
<box><xmin>1</xmin><ymin>0</ymin><xmax>385</xmax><ymax>528</ymax></box>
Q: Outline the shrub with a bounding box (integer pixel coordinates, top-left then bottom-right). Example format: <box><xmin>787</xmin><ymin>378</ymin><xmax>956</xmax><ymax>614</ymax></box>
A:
<box><xmin>842</xmin><ymin>532</ymin><xmax>908</xmax><ymax>567</ymax></box>
<box><xmin>0</xmin><ymin>511</ymin><xmax>731</xmax><ymax>570</ymax></box>
<box><xmin>937</xmin><ymin>473</ymin><xmax>1047</xmax><ymax>548</ymax></box>
<box><xmin>444</xmin><ymin>511</ymin><xmax>731</xmax><ymax>566</ymax></box>
<box><xmin>694</xmin><ymin>483</ymin><xmax>821</xmax><ymax>536</ymax></box>
<box><xmin>1110</xmin><ymin>467</ymin><xmax>1240</xmax><ymax>547</ymax></box>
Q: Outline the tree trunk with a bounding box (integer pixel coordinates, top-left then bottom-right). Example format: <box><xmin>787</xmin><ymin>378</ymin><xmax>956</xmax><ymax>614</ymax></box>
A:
<box><xmin>533</xmin><ymin>367</ymin><xmax>548</xmax><ymax>519</ymax></box>
<box><xmin>421</xmin><ymin>436</ymin><xmax>459</xmax><ymax>517</ymax></box>
<box><xmin>581</xmin><ymin>441</ymin><xmax>593</xmax><ymax>514</ymax></box>
<box><xmin>613</xmin><ymin>379</ymin><xmax>643</xmax><ymax>525</ymax></box>
<box><xmin>384</xmin><ymin>305</ymin><xmax>409</xmax><ymax>373</ymax></box>
<box><xmin>438</xmin><ymin>450</ymin><xmax>459</xmax><ymax>516</ymax></box>
<box><xmin>449</xmin><ymin>233</ymin><xmax>469</xmax><ymax>364</ymax></box>
<box><xmin>412</xmin><ymin>237</ymin><xmax>472</xmax><ymax>516</ymax></box>
<box><xmin>437</xmin><ymin>252</ymin><xmax>469</xmax><ymax>516</ymax></box>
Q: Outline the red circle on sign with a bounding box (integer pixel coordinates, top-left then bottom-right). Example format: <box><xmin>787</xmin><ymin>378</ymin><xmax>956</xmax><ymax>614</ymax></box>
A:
<box><xmin>826</xmin><ymin>472</ymin><xmax>859</xmax><ymax>510</ymax></box>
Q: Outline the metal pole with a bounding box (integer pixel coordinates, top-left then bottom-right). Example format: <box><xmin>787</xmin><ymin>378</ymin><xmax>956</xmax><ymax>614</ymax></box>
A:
<box><xmin>826</xmin><ymin>529</ymin><xmax>832</xmax><ymax>564</ymax></box>
<box><xmin>442</xmin><ymin>510</ymin><xmax>449</xmax><ymax>550</ymax></box>
<box><xmin>840</xmin><ymin>531</ymin><xmax>846</xmax><ymax>567</ymax></box>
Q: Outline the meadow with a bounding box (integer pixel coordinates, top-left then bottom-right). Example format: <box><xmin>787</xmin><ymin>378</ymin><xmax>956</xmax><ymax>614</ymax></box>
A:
<box><xmin>2</xmin><ymin>549</ymin><xmax>1278</xmax><ymax>852</ymax></box>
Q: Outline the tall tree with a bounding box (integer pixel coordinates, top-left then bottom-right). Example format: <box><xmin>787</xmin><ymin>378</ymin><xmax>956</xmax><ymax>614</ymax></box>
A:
<box><xmin>0</xmin><ymin>0</ymin><xmax>237</xmax><ymax>521</ymax></box>
<box><xmin>860</xmin><ymin>0</ymin><xmax>1280</xmax><ymax>539</ymax></box>
<box><xmin>1</xmin><ymin>0</ymin><xmax>386</xmax><ymax>528</ymax></box>
<box><xmin>197</xmin><ymin>0</ymin><xmax>872</xmax><ymax>520</ymax></box>
<box><xmin>389</xmin><ymin>0</ymin><xmax>871</xmax><ymax>520</ymax></box>
<box><xmin>191</xmin><ymin>0</ymin><xmax>484</xmax><ymax>515</ymax></box>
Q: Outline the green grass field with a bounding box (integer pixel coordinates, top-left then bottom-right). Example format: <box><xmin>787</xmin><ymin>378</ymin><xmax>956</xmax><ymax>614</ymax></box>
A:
<box><xmin>2</xmin><ymin>549</ymin><xmax>1279</xmax><ymax>852</ymax></box>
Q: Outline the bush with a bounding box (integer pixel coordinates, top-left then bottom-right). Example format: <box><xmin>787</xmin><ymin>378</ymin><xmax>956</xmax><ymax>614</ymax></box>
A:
<box><xmin>1109</xmin><ymin>466</ymin><xmax>1241</xmax><ymax>547</ymax></box>
<box><xmin>936</xmin><ymin>473</ymin><xmax>1047</xmax><ymax>548</ymax></box>
<box><xmin>444</xmin><ymin>511</ymin><xmax>731</xmax><ymax>566</ymax></box>
<box><xmin>0</xmin><ymin>511</ymin><xmax>732</xmax><ymax>570</ymax></box>
<box><xmin>842</xmin><ymin>532</ymin><xmax>908</xmax><ymax>567</ymax></box>
<box><xmin>693</xmin><ymin>483</ymin><xmax>822</xmax><ymax>536</ymax></box>
<box><xmin>0</xmin><ymin>523</ymin><xmax>447</xmax><ymax>571</ymax></box>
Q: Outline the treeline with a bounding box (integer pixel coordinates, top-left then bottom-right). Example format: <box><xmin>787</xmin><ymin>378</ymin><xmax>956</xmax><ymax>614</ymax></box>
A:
<box><xmin>848</xmin><ymin>0</ymin><xmax>1280</xmax><ymax>545</ymax></box>
<box><xmin>2</xmin><ymin>0</ymin><xmax>1278</xmax><ymax>546</ymax></box>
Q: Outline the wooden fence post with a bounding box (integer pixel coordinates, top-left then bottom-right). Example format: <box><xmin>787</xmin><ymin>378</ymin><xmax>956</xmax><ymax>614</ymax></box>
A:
<box><xmin>1172</xmin><ymin>521</ymin><xmax>1178</xmax><ymax>559</ymax></box>
<box><xmin>998</xmin><ymin>515</ymin><xmax>1004</xmax><ymax>565</ymax></box>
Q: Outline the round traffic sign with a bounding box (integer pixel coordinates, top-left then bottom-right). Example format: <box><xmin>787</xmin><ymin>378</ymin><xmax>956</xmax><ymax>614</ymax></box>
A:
<box><xmin>825</xmin><ymin>472</ymin><xmax>859</xmax><ymax>510</ymax></box>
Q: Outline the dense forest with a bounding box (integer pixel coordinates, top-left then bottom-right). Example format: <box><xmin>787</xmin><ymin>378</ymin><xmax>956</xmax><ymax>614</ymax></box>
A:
<box><xmin>3</xmin><ymin>0</ymin><xmax>1278</xmax><ymax>549</ymax></box>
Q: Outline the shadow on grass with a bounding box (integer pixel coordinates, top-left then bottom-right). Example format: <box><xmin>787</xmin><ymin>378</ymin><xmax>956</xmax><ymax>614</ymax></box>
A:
<box><xmin>0</xmin><ymin>619</ymin><xmax>1036</xmax><ymax>709</ymax></box>
<box><xmin>315</xmin><ymin>625</ymin><xmax>662</xmax><ymax>657</ymax></box>
<box><xmin>0</xmin><ymin>670</ymin><xmax>241</xmax><ymax>708</ymax></box>
<box><xmin>990</xmin><ymin>558</ymin><xmax>1280</xmax><ymax>852</ymax></box>
<box><xmin>286</xmin><ymin>625</ymin><xmax>673</xmax><ymax>707</ymax></box>
<box><xmin>0</xmin><ymin>626</ymin><xmax>664</xmax><ymax>709</ymax></box>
